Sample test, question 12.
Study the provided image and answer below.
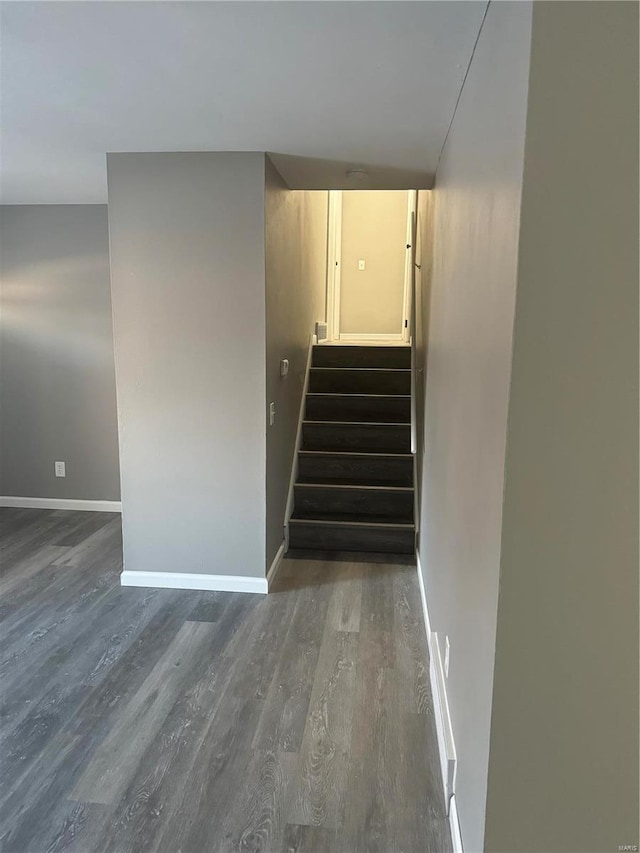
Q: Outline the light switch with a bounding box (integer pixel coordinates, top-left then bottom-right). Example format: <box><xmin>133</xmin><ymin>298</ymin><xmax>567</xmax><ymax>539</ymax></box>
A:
<box><xmin>358</xmin><ymin>259</ymin><xmax>366</xmax><ymax>271</ymax></box>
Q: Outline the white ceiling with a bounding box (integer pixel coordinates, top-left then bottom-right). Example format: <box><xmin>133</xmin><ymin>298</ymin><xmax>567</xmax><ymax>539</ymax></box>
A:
<box><xmin>0</xmin><ymin>1</ymin><xmax>487</xmax><ymax>203</ymax></box>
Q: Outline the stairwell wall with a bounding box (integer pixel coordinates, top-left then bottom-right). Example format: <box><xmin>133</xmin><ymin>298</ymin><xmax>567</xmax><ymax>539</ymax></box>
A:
<box><xmin>484</xmin><ymin>3</ymin><xmax>639</xmax><ymax>850</ymax></box>
<box><xmin>413</xmin><ymin>189</ymin><xmax>434</xmax><ymax>516</ymax></box>
<box><xmin>416</xmin><ymin>3</ymin><xmax>533</xmax><ymax>850</ymax></box>
<box><xmin>264</xmin><ymin>156</ymin><xmax>328</xmax><ymax>570</ymax></box>
<box><xmin>107</xmin><ymin>152</ymin><xmax>267</xmax><ymax>579</ymax></box>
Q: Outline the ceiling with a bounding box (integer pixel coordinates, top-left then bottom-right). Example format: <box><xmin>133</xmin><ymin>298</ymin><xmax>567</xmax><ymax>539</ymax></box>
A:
<box><xmin>0</xmin><ymin>1</ymin><xmax>487</xmax><ymax>203</ymax></box>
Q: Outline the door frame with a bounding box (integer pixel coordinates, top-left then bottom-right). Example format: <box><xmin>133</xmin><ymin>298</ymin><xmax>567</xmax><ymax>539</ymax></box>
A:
<box><xmin>402</xmin><ymin>190</ymin><xmax>418</xmax><ymax>343</ymax></box>
<box><xmin>326</xmin><ymin>189</ymin><xmax>417</xmax><ymax>343</ymax></box>
<box><xmin>325</xmin><ymin>190</ymin><xmax>342</xmax><ymax>342</ymax></box>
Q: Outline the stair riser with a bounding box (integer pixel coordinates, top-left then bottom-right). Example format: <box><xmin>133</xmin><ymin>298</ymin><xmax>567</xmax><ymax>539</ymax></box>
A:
<box><xmin>298</xmin><ymin>453</ymin><xmax>413</xmax><ymax>486</ymax></box>
<box><xmin>294</xmin><ymin>486</ymin><xmax>413</xmax><ymax>520</ymax></box>
<box><xmin>289</xmin><ymin>522</ymin><xmax>415</xmax><ymax>554</ymax></box>
<box><xmin>305</xmin><ymin>395</ymin><xmax>410</xmax><ymax>423</ymax></box>
<box><xmin>312</xmin><ymin>345</ymin><xmax>411</xmax><ymax>369</ymax></box>
<box><xmin>302</xmin><ymin>423</ymin><xmax>410</xmax><ymax>454</ymax></box>
<box><xmin>309</xmin><ymin>369</ymin><xmax>410</xmax><ymax>395</ymax></box>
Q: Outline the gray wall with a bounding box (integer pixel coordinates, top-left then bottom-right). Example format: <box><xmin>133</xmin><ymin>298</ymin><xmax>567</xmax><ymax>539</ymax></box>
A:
<box><xmin>265</xmin><ymin>157</ymin><xmax>328</xmax><ymax>569</ymax></box>
<box><xmin>107</xmin><ymin>153</ymin><xmax>266</xmax><ymax>578</ymax></box>
<box><xmin>414</xmin><ymin>189</ymin><xmax>433</xmax><ymax>517</ymax></box>
<box><xmin>417</xmin><ymin>3</ymin><xmax>533</xmax><ymax>850</ymax></box>
<box><xmin>485</xmin><ymin>3</ymin><xmax>639</xmax><ymax>850</ymax></box>
<box><xmin>0</xmin><ymin>205</ymin><xmax>120</xmax><ymax>501</ymax></box>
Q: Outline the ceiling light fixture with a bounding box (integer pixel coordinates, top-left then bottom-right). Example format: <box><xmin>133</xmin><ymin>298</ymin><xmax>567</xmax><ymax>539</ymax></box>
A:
<box><xmin>346</xmin><ymin>167</ymin><xmax>368</xmax><ymax>182</ymax></box>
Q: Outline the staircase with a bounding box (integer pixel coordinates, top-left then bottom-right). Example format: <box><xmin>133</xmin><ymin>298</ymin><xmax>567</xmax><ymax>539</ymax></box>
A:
<box><xmin>288</xmin><ymin>345</ymin><xmax>415</xmax><ymax>555</ymax></box>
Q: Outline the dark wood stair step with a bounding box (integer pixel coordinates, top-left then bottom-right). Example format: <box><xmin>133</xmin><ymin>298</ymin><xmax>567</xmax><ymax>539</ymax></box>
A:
<box><xmin>302</xmin><ymin>421</ymin><xmax>410</xmax><ymax>454</ymax></box>
<box><xmin>309</xmin><ymin>368</ymin><xmax>410</xmax><ymax>395</ymax></box>
<box><xmin>288</xmin><ymin>516</ymin><xmax>415</xmax><ymax>555</ymax></box>
<box><xmin>312</xmin><ymin>345</ymin><xmax>411</xmax><ymax>369</ymax></box>
<box><xmin>305</xmin><ymin>393</ymin><xmax>410</xmax><ymax>423</ymax></box>
<box><xmin>294</xmin><ymin>483</ymin><xmax>414</xmax><ymax>520</ymax></box>
<box><xmin>297</xmin><ymin>450</ymin><xmax>414</xmax><ymax>487</ymax></box>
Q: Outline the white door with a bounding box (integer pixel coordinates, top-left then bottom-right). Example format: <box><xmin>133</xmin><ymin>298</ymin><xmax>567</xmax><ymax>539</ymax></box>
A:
<box><xmin>326</xmin><ymin>190</ymin><xmax>416</xmax><ymax>342</ymax></box>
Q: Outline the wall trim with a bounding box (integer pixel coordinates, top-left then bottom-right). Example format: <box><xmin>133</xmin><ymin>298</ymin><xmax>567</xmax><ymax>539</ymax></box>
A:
<box><xmin>326</xmin><ymin>190</ymin><xmax>343</xmax><ymax>341</ymax></box>
<box><xmin>338</xmin><ymin>333</ymin><xmax>404</xmax><ymax>341</ymax></box>
<box><xmin>449</xmin><ymin>794</ymin><xmax>464</xmax><ymax>853</ymax></box>
<box><xmin>283</xmin><ymin>333</ymin><xmax>314</xmax><ymax>551</ymax></box>
<box><xmin>0</xmin><ymin>496</ymin><xmax>122</xmax><ymax>513</ymax></box>
<box><xmin>267</xmin><ymin>541</ymin><xmax>286</xmax><ymax>591</ymax></box>
<box><xmin>402</xmin><ymin>190</ymin><xmax>418</xmax><ymax>344</ymax></box>
<box><xmin>416</xmin><ymin>552</ymin><xmax>459</xmax><ymax>822</ymax></box>
<box><xmin>121</xmin><ymin>570</ymin><xmax>268</xmax><ymax>595</ymax></box>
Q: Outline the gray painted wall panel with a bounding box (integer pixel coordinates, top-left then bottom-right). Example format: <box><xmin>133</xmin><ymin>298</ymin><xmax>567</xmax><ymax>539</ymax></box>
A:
<box><xmin>264</xmin><ymin>158</ymin><xmax>327</xmax><ymax>569</ymax></box>
<box><xmin>485</xmin><ymin>4</ymin><xmax>639</xmax><ymax>850</ymax></box>
<box><xmin>0</xmin><ymin>204</ymin><xmax>120</xmax><ymax>501</ymax></box>
<box><xmin>417</xmin><ymin>4</ymin><xmax>533</xmax><ymax>850</ymax></box>
<box><xmin>107</xmin><ymin>152</ymin><xmax>266</xmax><ymax>578</ymax></box>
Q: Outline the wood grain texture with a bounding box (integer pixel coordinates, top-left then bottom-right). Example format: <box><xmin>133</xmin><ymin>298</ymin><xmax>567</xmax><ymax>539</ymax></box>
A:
<box><xmin>0</xmin><ymin>509</ymin><xmax>450</xmax><ymax>853</ymax></box>
<box><xmin>308</xmin><ymin>368</ymin><xmax>411</xmax><ymax>395</ymax></box>
<box><xmin>302</xmin><ymin>421</ymin><xmax>411</xmax><ymax>454</ymax></box>
<box><xmin>297</xmin><ymin>450</ymin><xmax>414</xmax><ymax>487</ymax></box>
<box><xmin>288</xmin><ymin>629</ymin><xmax>359</xmax><ymax>829</ymax></box>
<box><xmin>71</xmin><ymin>620</ymin><xmax>217</xmax><ymax>805</ymax></box>
<box><xmin>311</xmin><ymin>345</ymin><xmax>411</xmax><ymax>369</ymax></box>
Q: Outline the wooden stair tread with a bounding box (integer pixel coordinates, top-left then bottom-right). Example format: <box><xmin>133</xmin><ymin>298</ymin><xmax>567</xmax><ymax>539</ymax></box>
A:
<box><xmin>298</xmin><ymin>449</ymin><xmax>412</xmax><ymax>458</ymax></box>
<box><xmin>310</xmin><ymin>367</ymin><xmax>411</xmax><ymax>372</ymax></box>
<box><xmin>306</xmin><ymin>392</ymin><xmax>411</xmax><ymax>398</ymax></box>
<box><xmin>296</xmin><ymin>476</ymin><xmax>409</xmax><ymax>487</ymax></box>
<box><xmin>295</xmin><ymin>481</ymin><xmax>413</xmax><ymax>492</ymax></box>
<box><xmin>302</xmin><ymin>418</ymin><xmax>411</xmax><ymax>427</ymax></box>
<box><xmin>292</xmin><ymin>344</ymin><xmax>416</xmax><ymax>556</ymax></box>
<box><xmin>290</xmin><ymin>512</ymin><xmax>415</xmax><ymax>527</ymax></box>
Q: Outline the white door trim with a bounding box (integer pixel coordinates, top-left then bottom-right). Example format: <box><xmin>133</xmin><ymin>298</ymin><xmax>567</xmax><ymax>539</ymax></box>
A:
<box><xmin>326</xmin><ymin>190</ymin><xmax>342</xmax><ymax>341</ymax></box>
<box><xmin>402</xmin><ymin>189</ymin><xmax>418</xmax><ymax>343</ymax></box>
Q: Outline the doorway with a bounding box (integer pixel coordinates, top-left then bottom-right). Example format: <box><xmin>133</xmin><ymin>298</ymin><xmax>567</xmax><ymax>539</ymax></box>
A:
<box><xmin>326</xmin><ymin>190</ymin><xmax>417</xmax><ymax>343</ymax></box>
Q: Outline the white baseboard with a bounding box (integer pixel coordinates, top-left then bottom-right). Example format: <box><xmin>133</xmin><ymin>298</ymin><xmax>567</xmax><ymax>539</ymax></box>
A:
<box><xmin>0</xmin><ymin>496</ymin><xmax>122</xmax><ymax>512</ymax></box>
<box><xmin>416</xmin><ymin>552</ymin><xmax>459</xmax><ymax>828</ymax></box>
<box><xmin>431</xmin><ymin>632</ymin><xmax>458</xmax><ymax>807</ymax></box>
<box><xmin>267</xmin><ymin>542</ymin><xmax>285</xmax><ymax>591</ymax></box>
<box><xmin>449</xmin><ymin>794</ymin><xmax>464</xmax><ymax>853</ymax></box>
<box><xmin>338</xmin><ymin>333</ymin><xmax>405</xmax><ymax>342</ymax></box>
<box><xmin>120</xmin><ymin>570</ymin><xmax>268</xmax><ymax>594</ymax></box>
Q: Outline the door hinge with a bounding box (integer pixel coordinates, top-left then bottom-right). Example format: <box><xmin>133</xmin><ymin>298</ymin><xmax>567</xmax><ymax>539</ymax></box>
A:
<box><xmin>404</xmin><ymin>319</ymin><xmax>408</xmax><ymax>328</ymax></box>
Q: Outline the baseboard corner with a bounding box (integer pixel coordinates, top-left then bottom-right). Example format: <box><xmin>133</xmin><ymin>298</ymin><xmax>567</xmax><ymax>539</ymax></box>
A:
<box><xmin>449</xmin><ymin>794</ymin><xmax>464</xmax><ymax>852</ymax></box>
<box><xmin>120</xmin><ymin>570</ymin><xmax>268</xmax><ymax>595</ymax></box>
<box><xmin>267</xmin><ymin>541</ymin><xmax>286</xmax><ymax>591</ymax></box>
<box><xmin>415</xmin><ymin>552</ymin><xmax>458</xmax><ymax>817</ymax></box>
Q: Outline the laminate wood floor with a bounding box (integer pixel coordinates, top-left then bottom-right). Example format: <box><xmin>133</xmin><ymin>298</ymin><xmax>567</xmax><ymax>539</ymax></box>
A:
<box><xmin>0</xmin><ymin>508</ymin><xmax>451</xmax><ymax>853</ymax></box>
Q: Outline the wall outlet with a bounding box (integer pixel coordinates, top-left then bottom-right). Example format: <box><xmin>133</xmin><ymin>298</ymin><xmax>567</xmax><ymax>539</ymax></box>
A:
<box><xmin>54</xmin><ymin>461</ymin><xmax>66</xmax><ymax>478</ymax></box>
<box><xmin>444</xmin><ymin>635</ymin><xmax>450</xmax><ymax>678</ymax></box>
<box><xmin>269</xmin><ymin>402</ymin><xmax>276</xmax><ymax>426</ymax></box>
<box><xmin>358</xmin><ymin>259</ymin><xmax>366</xmax><ymax>271</ymax></box>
